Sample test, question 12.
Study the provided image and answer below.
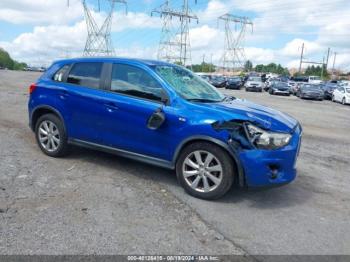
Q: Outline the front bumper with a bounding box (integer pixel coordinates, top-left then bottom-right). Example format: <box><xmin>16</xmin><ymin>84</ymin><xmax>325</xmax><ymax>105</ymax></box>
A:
<box><xmin>246</xmin><ymin>86</ymin><xmax>262</xmax><ymax>91</ymax></box>
<box><xmin>237</xmin><ymin>124</ymin><xmax>302</xmax><ymax>187</ymax></box>
<box><xmin>273</xmin><ymin>89</ymin><xmax>290</xmax><ymax>95</ymax></box>
<box><xmin>301</xmin><ymin>93</ymin><xmax>323</xmax><ymax>99</ymax></box>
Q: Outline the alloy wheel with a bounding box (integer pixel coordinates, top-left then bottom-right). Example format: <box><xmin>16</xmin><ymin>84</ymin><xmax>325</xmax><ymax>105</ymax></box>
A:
<box><xmin>38</xmin><ymin>120</ymin><xmax>60</xmax><ymax>152</ymax></box>
<box><xmin>182</xmin><ymin>150</ymin><xmax>223</xmax><ymax>193</ymax></box>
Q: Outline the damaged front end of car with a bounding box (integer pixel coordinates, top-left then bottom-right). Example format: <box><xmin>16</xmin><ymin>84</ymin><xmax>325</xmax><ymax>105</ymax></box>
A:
<box><xmin>211</xmin><ymin>119</ymin><xmax>302</xmax><ymax>188</ymax></box>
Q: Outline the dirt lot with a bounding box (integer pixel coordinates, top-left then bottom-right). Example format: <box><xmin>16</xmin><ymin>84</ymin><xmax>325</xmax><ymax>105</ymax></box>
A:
<box><xmin>0</xmin><ymin>70</ymin><xmax>349</xmax><ymax>256</ymax></box>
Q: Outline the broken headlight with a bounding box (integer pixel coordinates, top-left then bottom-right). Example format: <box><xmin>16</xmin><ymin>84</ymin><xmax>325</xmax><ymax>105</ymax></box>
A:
<box><xmin>245</xmin><ymin>123</ymin><xmax>291</xmax><ymax>150</ymax></box>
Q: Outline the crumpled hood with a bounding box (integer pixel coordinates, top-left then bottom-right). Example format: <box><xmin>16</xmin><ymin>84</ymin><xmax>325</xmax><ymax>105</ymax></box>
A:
<box><xmin>204</xmin><ymin>98</ymin><xmax>298</xmax><ymax>132</ymax></box>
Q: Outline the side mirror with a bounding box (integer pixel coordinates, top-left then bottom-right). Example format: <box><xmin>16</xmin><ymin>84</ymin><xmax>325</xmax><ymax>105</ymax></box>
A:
<box><xmin>160</xmin><ymin>89</ymin><xmax>169</xmax><ymax>105</ymax></box>
<box><xmin>147</xmin><ymin>109</ymin><xmax>166</xmax><ymax>130</ymax></box>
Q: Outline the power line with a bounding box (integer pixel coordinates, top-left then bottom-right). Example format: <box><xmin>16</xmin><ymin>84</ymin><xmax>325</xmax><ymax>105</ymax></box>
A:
<box><xmin>151</xmin><ymin>0</ymin><xmax>198</xmax><ymax>66</ymax></box>
<box><xmin>68</xmin><ymin>0</ymin><xmax>127</xmax><ymax>57</ymax></box>
<box><xmin>218</xmin><ymin>13</ymin><xmax>253</xmax><ymax>73</ymax></box>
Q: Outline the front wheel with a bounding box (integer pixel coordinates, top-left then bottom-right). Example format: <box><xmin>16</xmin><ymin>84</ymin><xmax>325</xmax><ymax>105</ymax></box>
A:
<box><xmin>176</xmin><ymin>142</ymin><xmax>234</xmax><ymax>200</ymax></box>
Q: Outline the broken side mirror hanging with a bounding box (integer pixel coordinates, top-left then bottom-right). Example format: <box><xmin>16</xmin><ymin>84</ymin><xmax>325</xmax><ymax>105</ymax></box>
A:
<box><xmin>147</xmin><ymin>108</ymin><xmax>166</xmax><ymax>130</ymax></box>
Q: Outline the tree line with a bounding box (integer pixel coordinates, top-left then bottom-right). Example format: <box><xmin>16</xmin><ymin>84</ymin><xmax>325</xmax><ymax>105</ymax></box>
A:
<box><xmin>0</xmin><ymin>48</ymin><xmax>27</xmax><ymax>70</ymax></box>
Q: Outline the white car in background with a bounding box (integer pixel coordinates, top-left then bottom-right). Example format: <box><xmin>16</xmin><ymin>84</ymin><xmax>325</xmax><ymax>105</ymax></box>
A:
<box><xmin>332</xmin><ymin>85</ymin><xmax>350</xmax><ymax>105</ymax></box>
<box><xmin>245</xmin><ymin>76</ymin><xmax>263</xmax><ymax>92</ymax></box>
<box><xmin>308</xmin><ymin>76</ymin><xmax>322</xmax><ymax>84</ymax></box>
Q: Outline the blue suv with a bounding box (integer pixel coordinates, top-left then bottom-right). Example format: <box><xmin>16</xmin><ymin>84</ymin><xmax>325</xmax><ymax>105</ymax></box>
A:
<box><xmin>28</xmin><ymin>58</ymin><xmax>302</xmax><ymax>199</ymax></box>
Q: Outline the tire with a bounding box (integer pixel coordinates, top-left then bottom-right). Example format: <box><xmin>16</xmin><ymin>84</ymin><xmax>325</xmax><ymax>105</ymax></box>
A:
<box><xmin>35</xmin><ymin>113</ymin><xmax>69</xmax><ymax>157</ymax></box>
<box><xmin>176</xmin><ymin>142</ymin><xmax>234</xmax><ymax>200</ymax></box>
<box><xmin>332</xmin><ymin>95</ymin><xmax>335</xmax><ymax>102</ymax></box>
<box><xmin>342</xmin><ymin>98</ymin><xmax>346</xmax><ymax>105</ymax></box>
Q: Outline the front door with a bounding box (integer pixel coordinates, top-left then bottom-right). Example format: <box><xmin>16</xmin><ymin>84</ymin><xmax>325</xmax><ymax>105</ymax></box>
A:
<box><xmin>100</xmin><ymin>62</ymin><xmax>176</xmax><ymax>161</ymax></box>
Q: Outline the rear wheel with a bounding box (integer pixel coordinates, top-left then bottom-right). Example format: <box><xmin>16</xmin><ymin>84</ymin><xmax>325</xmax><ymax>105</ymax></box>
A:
<box><xmin>176</xmin><ymin>142</ymin><xmax>234</xmax><ymax>200</ymax></box>
<box><xmin>35</xmin><ymin>114</ymin><xmax>69</xmax><ymax>157</ymax></box>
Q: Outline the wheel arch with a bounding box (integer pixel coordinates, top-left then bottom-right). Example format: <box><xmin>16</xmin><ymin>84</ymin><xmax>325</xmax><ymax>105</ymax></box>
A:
<box><xmin>30</xmin><ymin>105</ymin><xmax>66</xmax><ymax>133</ymax></box>
<box><xmin>172</xmin><ymin>136</ymin><xmax>245</xmax><ymax>187</ymax></box>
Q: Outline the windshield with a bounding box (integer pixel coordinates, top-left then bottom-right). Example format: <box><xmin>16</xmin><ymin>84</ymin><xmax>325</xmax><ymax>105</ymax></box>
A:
<box><xmin>248</xmin><ymin>77</ymin><xmax>261</xmax><ymax>82</ymax></box>
<box><xmin>154</xmin><ymin>65</ymin><xmax>224</xmax><ymax>102</ymax></box>
<box><xmin>310</xmin><ymin>76</ymin><xmax>321</xmax><ymax>80</ymax></box>
<box><xmin>275</xmin><ymin>83</ymin><xmax>288</xmax><ymax>88</ymax></box>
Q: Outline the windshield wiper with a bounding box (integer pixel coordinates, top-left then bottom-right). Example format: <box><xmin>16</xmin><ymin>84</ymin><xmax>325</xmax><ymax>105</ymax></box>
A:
<box><xmin>222</xmin><ymin>96</ymin><xmax>236</xmax><ymax>102</ymax></box>
<box><xmin>187</xmin><ymin>98</ymin><xmax>220</xmax><ymax>103</ymax></box>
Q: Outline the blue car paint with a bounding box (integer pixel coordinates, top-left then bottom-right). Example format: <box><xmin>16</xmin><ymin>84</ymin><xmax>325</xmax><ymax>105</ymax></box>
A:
<box><xmin>29</xmin><ymin>57</ymin><xmax>302</xmax><ymax>188</ymax></box>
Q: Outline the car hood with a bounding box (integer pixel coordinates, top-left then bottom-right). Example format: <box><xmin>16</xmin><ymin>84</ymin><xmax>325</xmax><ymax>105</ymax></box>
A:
<box><xmin>201</xmin><ymin>98</ymin><xmax>298</xmax><ymax>132</ymax></box>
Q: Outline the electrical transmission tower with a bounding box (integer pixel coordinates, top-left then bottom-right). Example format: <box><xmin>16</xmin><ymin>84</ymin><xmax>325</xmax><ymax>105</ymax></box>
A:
<box><xmin>152</xmin><ymin>0</ymin><xmax>198</xmax><ymax>66</ymax></box>
<box><xmin>68</xmin><ymin>0</ymin><xmax>127</xmax><ymax>56</ymax></box>
<box><xmin>218</xmin><ymin>14</ymin><xmax>253</xmax><ymax>73</ymax></box>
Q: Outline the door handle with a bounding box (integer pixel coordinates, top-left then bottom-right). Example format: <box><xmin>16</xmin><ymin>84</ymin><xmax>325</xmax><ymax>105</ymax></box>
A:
<box><xmin>104</xmin><ymin>102</ymin><xmax>119</xmax><ymax>111</ymax></box>
<box><xmin>59</xmin><ymin>90</ymin><xmax>69</xmax><ymax>99</ymax></box>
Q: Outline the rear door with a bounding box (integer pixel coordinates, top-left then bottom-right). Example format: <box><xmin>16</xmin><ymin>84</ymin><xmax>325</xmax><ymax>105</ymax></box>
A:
<box><xmin>55</xmin><ymin>62</ymin><xmax>108</xmax><ymax>143</ymax></box>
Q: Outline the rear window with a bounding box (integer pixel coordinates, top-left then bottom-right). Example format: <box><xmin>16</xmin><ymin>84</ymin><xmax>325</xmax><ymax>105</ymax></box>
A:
<box><xmin>67</xmin><ymin>62</ymin><xmax>103</xmax><ymax>89</ymax></box>
<box><xmin>53</xmin><ymin>64</ymin><xmax>70</xmax><ymax>82</ymax></box>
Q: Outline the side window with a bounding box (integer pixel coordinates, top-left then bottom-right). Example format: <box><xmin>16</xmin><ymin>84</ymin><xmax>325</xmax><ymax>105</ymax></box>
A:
<box><xmin>53</xmin><ymin>64</ymin><xmax>70</xmax><ymax>82</ymax></box>
<box><xmin>67</xmin><ymin>62</ymin><xmax>103</xmax><ymax>89</ymax></box>
<box><xmin>110</xmin><ymin>63</ymin><xmax>164</xmax><ymax>102</ymax></box>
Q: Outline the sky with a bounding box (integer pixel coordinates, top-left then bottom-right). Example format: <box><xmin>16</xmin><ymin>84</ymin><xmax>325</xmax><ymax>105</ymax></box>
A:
<box><xmin>0</xmin><ymin>0</ymin><xmax>349</xmax><ymax>71</ymax></box>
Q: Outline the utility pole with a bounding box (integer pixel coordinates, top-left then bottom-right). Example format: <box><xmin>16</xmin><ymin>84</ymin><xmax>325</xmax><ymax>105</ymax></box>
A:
<box><xmin>218</xmin><ymin>13</ymin><xmax>253</xmax><ymax>74</ymax></box>
<box><xmin>299</xmin><ymin>42</ymin><xmax>304</xmax><ymax>73</ymax></box>
<box><xmin>202</xmin><ymin>53</ymin><xmax>205</xmax><ymax>72</ymax></box>
<box><xmin>299</xmin><ymin>43</ymin><xmax>330</xmax><ymax>77</ymax></box>
<box><xmin>68</xmin><ymin>0</ymin><xmax>127</xmax><ymax>57</ymax></box>
<box><xmin>152</xmin><ymin>0</ymin><xmax>198</xmax><ymax>67</ymax></box>
<box><xmin>325</xmin><ymin>47</ymin><xmax>331</xmax><ymax>70</ymax></box>
<box><xmin>332</xmin><ymin>52</ymin><xmax>337</xmax><ymax>77</ymax></box>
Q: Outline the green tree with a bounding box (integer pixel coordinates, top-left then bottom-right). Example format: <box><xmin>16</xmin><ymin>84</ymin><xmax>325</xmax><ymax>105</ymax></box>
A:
<box><xmin>191</xmin><ymin>62</ymin><xmax>216</xmax><ymax>73</ymax></box>
<box><xmin>244</xmin><ymin>60</ymin><xmax>253</xmax><ymax>71</ymax></box>
<box><xmin>0</xmin><ymin>48</ymin><xmax>27</xmax><ymax>70</ymax></box>
<box><xmin>254</xmin><ymin>63</ymin><xmax>289</xmax><ymax>76</ymax></box>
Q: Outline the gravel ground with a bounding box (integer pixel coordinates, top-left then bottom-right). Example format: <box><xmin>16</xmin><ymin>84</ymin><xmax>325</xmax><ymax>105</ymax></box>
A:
<box><xmin>0</xmin><ymin>70</ymin><xmax>349</xmax><ymax>256</ymax></box>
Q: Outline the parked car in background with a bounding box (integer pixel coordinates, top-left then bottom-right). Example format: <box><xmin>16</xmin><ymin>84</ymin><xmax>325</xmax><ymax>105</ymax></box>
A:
<box><xmin>199</xmin><ymin>74</ymin><xmax>211</xmax><ymax>82</ymax></box>
<box><xmin>297</xmin><ymin>84</ymin><xmax>324</xmax><ymax>100</ymax></box>
<box><xmin>308</xmin><ymin>75</ymin><xmax>322</xmax><ymax>84</ymax></box>
<box><xmin>225</xmin><ymin>76</ymin><xmax>242</xmax><ymax>89</ymax></box>
<box><xmin>291</xmin><ymin>82</ymin><xmax>304</xmax><ymax>95</ymax></box>
<box><xmin>321</xmin><ymin>82</ymin><xmax>338</xmax><ymax>100</ymax></box>
<box><xmin>210</xmin><ymin>75</ymin><xmax>227</xmax><ymax>88</ymax></box>
<box><xmin>269</xmin><ymin>82</ymin><xmax>290</xmax><ymax>96</ymax></box>
<box><xmin>287</xmin><ymin>81</ymin><xmax>297</xmax><ymax>94</ymax></box>
<box><xmin>332</xmin><ymin>86</ymin><xmax>350</xmax><ymax>105</ymax></box>
<box><xmin>339</xmin><ymin>80</ymin><xmax>350</xmax><ymax>87</ymax></box>
<box><xmin>28</xmin><ymin>57</ymin><xmax>302</xmax><ymax>199</ymax></box>
<box><xmin>245</xmin><ymin>76</ymin><xmax>263</xmax><ymax>92</ymax></box>
<box><xmin>264</xmin><ymin>78</ymin><xmax>277</xmax><ymax>91</ymax></box>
